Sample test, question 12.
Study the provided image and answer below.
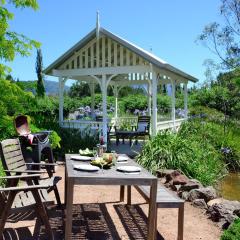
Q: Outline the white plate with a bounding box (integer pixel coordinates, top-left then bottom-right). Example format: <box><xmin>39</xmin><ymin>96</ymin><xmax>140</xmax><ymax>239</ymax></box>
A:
<box><xmin>117</xmin><ymin>166</ymin><xmax>141</xmax><ymax>173</ymax></box>
<box><xmin>73</xmin><ymin>164</ymin><xmax>99</xmax><ymax>171</ymax></box>
<box><xmin>71</xmin><ymin>156</ymin><xmax>92</xmax><ymax>161</ymax></box>
<box><xmin>117</xmin><ymin>156</ymin><xmax>128</xmax><ymax>162</ymax></box>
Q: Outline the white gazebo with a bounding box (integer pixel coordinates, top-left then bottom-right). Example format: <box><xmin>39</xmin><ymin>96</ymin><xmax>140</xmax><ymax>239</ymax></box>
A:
<box><xmin>44</xmin><ymin>17</ymin><xmax>198</xmax><ymax>144</ymax></box>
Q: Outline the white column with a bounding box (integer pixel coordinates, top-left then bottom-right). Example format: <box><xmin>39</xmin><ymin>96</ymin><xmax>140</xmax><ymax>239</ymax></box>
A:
<box><xmin>58</xmin><ymin>77</ymin><xmax>65</xmax><ymax>125</ymax></box>
<box><xmin>90</xmin><ymin>82</ymin><xmax>95</xmax><ymax>118</ymax></box>
<box><xmin>101</xmin><ymin>75</ymin><xmax>108</xmax><ymax>144</ymax></box>
<box><xmin>148</xmin><ymin>82</ymin><xmax>152</xmax><ymax>116</ymax></box>
<box><xmin>152</xmin><ymin>71</ymin><xmax>157</xmax><ymax>136</ymax></box>
<box><xmin>114</xmin><ymin>85</ymin><xmax>118</xmax><ymax>119</ymax></box>
<box><xmin>184</xmin><ymin>82</ymin><xmax>188</xmax><ymax>119</ymax></box>
<box><xmin>171</xmin><ymin>80</ymin><xmax>176</xmax><ymax>130</ymax></box>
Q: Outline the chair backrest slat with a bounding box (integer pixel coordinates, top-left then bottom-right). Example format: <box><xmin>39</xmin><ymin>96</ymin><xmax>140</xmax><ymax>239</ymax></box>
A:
<box><xmin>0</xmin><ymin>138</ymin><xmax>26</xmax><ymax>173</ymax></box>
<box><xmin>137</xmin><ymin>116</ymin><xmax>151</xmax><ymax>132</ymax></box>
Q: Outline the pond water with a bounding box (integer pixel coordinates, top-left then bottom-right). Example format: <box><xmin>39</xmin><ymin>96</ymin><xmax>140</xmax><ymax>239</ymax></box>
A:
<box><xmin>217</xmin><ymin>172</ymin><xmax>240</xmax><ymax>201</ymax></box>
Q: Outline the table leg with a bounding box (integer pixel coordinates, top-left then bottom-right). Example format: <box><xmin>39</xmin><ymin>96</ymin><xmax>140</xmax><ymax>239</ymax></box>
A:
<box><xmin>116</xmin><ymin>134</ymin><xmax>119</xmax><ymax>145</ymax></box>
<box><xmin>64</xmin><ymin>167</ymin><xmax>67</xmax><ymax>205</ymax></box>
<box><xmin>120</xmin><ymin>185</ymin><xmax>125</xmax><ymax>201</ymax></box>
<box><xmin>148</xmin><ymin>179</ymin><xmax>157</xmax><ymax>240</ymax></box>
<box><xmin>178</xmin><ymin>203</ymin><xmax>184</xmax><ymax>240</ymax></box>
<box><xmin>65</xmin><ymin>178</ymin><xmax>74</xmax><ymax>240</ymax></box>
<box><xmin>127</xmin><ymin>186</ymin><xmax>131</xmax><ymax>205</ymax></box>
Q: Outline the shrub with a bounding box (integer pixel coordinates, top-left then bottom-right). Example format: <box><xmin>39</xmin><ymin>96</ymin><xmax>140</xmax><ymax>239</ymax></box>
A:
<box><xmin>0</xmin><ymin>161</ymin><xmax>5</xmax><ymax>187</ymax></box>
<box><xmin>180</xmin><ymin>119</ymin><xmax>240</xmax><ymax>171</ymax></box>
<box><xmin>189</xmin><ymin>106</ymin><xmax>225</xmax><ymax>122</ymax></box>
<box><xmin>157</xmin><ymin>95</ymin><xmax>171</xmax><ymax>113</ymax></box>
<box><xmin>137</xmin><ymin>120</ymin><xmax>227</xmax><ymax>186</ymax></box>
<box><xmin>121</xmin><ymin>94</ymin><xmax>147</xmax><ymax>112</ymax></box>
<box><xmin>221</xmin><ymin>218</ymin><xmax>240</xmax><ymax>240</ymax></box>
<box><xmin>55</xmin><ymin>128</ymin><xmax>98</xmax><ymax>157</ymax></box>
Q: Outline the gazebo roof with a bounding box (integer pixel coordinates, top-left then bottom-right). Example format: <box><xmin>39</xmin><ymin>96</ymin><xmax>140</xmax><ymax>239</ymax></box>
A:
<box><xmin>44</xmin><ymin>27</ymin><xmax>198</xmax><ymax>83</ymax></box>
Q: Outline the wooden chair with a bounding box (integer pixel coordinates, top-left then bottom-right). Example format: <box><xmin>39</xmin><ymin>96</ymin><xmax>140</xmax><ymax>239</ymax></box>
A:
<box><xmin>0</xmin><ymin>174</ymin><xmax>54</xmax><ymax>239</ymax></box>
<box><xmin>115</xmin><ymin>116</ymin><xmax>151</xmax><ymax>145</ymax></box>
<box><xmin>0</xmin><ymin>138</ymin><xmax>62</xmax><ymax>207</ymax></box>
<box><xmin>134</xmin><ymin>116</ymin><xmax>151</xmax><ymax>140</ymax></box>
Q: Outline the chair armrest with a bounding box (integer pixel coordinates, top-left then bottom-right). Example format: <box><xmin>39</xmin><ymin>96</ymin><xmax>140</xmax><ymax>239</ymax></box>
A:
<box><xmin>0</xmin><ymin>184</ymin><xmax>50</xmax><ymax>192</ymax></box>
<box><xmin>0</xmin><ymin>174</ymin><xmax>41</xmax><ymax>180</ymax></box>
<box><xmin>35</xmin><ymin>130</ymin><xmax>52</xmax><ymax>135</ymax></box>
<box><xmin>25</xmin><ymin>163</ymin><xmax>58</xmax><ymax>166</ymax></box>
<box><xmin>4</xmin><ymin>169</ymin><xmax>46</xmax><ymax>174</ymax></box>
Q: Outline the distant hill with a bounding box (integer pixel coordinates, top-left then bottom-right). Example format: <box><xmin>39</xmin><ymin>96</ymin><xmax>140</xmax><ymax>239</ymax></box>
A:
<box><xmin>44</xmin><ymin>80</ymin><xmax>70</xmax><ymax>95</ymax></box>
<box><xmin>17</xmin><ymin>80</ymin><xmax>70</xmax><ymax>96</ymax></box>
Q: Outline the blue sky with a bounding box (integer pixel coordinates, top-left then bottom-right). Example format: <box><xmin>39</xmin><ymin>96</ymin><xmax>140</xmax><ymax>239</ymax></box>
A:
<box><xmin>7</xmin><ymin>0</ymin><xmax>223</xmax><ymax>86</ymax></box>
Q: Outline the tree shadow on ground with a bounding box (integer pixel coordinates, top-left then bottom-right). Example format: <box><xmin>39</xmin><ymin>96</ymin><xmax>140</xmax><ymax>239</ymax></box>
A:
<box><xmin>34</xmin><ymin>203</ymin><xmax>121</xmax><ymax>240</ymax></box>
<box><xmin>2</xmin><ymin>227</ymin><xmax>33</xmax><ymax>240</ymax></box>
<box><xmin>114</xmin><ymin>204</ymin><xmax>164</xmax><ymax>240</ymax></box>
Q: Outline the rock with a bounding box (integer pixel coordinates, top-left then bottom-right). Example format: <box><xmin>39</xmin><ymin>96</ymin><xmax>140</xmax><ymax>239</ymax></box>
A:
<box><xmin>207</xmin><ymin>199</ymin><xmax>240</xmax><ymax>229</ymax></box>
<box><xmin>191</xmin><ymin>179</ymin><xmax>204</xmax><ymax>188</ymax></box>
<box><xmin>156</xmin><ymin>169</ymin><xmax>175</xmax><ymax>178</ymax></box>
<box><xmin>192</xmin><ymin>199</ymin><xmax>208</xmax><ymax>209</ymax></box>
<box><xmin>188</xmin><ymin>186</ymin><xmax>217</xmax><ymax>203</ymax></box>
<box><xmin>179</xmin><ymin>179</ymin><xmax>203</xmax><ymax>192</ymax></box>
<box><xmin>179</xmin><ymin>191</ymin><xmax>190</xmax><ymax>200</ymax></box>
<box><xmin>170</xmin><ymin>184</ymin><xmax>181</xmax><ymax>192</ymax></box>
<box><xmin>165</xmin><ymin>170</ymin><xmax>189</xmax><ymax>185</ymax></box>
<box><xmin>164</xmin><ymin>182</ymin><xmax>171</xmax><ymax>188</ymax></box>
<box><xmin>207</xmin><ymin>198</ymin><xmax>225</xmax><ymax>207</ymax></box>
<box><xmin>233</xmin><ymin>209</ymin><xmax>240</xmax><ymax>217</ymax></box>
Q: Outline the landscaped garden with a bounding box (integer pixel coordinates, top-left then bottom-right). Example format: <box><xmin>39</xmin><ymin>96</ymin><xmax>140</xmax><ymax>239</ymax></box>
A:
<box><xmin>1</xmin><ymin>0</ymin><xmax>240</xmax><ymax>239</ymax></box>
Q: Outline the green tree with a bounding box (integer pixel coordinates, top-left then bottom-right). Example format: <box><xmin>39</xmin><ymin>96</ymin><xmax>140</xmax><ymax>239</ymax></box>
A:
<box><xmin>36</xmin><ymin>48</ymin><xmax>45</xmax><ymax>97</ymax></box>
<box><xmin>0</xmin><ymin>0</ymin><xmax>40</xmax><ymax>77</ymax></box>
<box><xmin>68</xmin><ymin>81</ymin><xmax>114</xmax><ymax>98</ymax></box>
<box><xmin>198</xmin><ymin>0</ymin><xmax>240</xmax><ymax>70</ymax></box>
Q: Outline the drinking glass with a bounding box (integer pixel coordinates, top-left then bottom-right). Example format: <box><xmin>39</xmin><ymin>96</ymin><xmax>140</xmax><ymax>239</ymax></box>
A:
<box><xmin>111</xmin><ymin>150</ymin><xmax>116</xmax><ymax>164</ymax></box>
<box><xmin>93</xmin><ymin>147</ymin><xmax>98</xmax><ymax>159</ymax></box>
<box><xmin>99</xmin><ymin>160</ymin><xmax>104</xmax><ymax>174</ymax></box>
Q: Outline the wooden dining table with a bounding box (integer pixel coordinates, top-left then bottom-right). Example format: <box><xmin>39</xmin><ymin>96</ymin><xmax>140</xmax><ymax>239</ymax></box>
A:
<box><xmin>64</xmin><ymin>154</ymin><xmax>158</xmax><ymax>240</ymax></box>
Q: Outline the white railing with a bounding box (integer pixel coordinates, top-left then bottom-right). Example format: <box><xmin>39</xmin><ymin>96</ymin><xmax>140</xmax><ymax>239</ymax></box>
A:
<box><xmin>157</xmin><ymin>118</ymin><xmax>186</xmax><ymax>131</ymax></box>
<box><xmin>61</xmin><ymin>117</ymin><xmax>186</xmax><ymax>133</ymax></box>
<box><xmin>61</xmin><ymin>120</ymin><xmax>102</xmax><ymax>131</ymax></box>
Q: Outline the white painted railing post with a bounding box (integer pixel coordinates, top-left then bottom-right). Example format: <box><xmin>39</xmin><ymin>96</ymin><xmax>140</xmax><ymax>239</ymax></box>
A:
<box><xmin>58</xmin><ymin>77</ymin><xmax>65</xmax><ymax>126</ymax></box>
<box><xmin>114</xmin><ymin>84</ymin><xmax>118</xmax><ymax>119</ymax></box>
<box><xmin>148</xmin><ymin>81</ymin><xmax>152</xmax><ymax>116</ymax></box>
<box><xmin>171</xmin><ymin>80</ymin><xmax>176</xmax><ymax>130</ymax></box>
<box><xmin>102</xmin><ymin>74</ymin><xmax>108</xmax><ymax>145</ymax></box>
<box><xmin>184</xmin><ymin>82</ymin><xmax>188</xmax><ymax>119</ymax></box>
<box><xmin>90</xmin><ymin>82</ymin><xmax>95</xmax><ymax>118</ymax></box>
<box><xmin>152</xmin><ymin>71</ymin><xmax>157</xmax><ymax>136</ymax></box>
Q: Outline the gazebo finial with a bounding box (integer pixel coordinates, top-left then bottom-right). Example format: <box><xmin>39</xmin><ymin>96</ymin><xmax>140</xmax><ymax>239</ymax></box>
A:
<box><xmin>96</xmin><ymin>11</ymin><xmax>100</xmax><ymax>39</ymax></box>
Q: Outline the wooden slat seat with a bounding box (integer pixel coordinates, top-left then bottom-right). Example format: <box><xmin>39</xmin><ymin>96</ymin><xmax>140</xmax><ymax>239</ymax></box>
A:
<box><xmin>0</xmin><ymin>138</ymin><xmax>62</xmax><ymax>207</ymax></box>
<box><xmin>134</xmin><ymin>183</ymin><xmax>184</xmax><ymax>240</ymax></box>
<box><xmin>0</xmin><ymin>175</ymin><xmax>54</xmax><ymax>239</ymax></box>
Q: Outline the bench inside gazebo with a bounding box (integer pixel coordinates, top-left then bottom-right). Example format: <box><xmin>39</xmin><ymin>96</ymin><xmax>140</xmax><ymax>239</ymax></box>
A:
<box><xmin>44</xmin><ymin>16</ymin><xmax>198</xmax><ymax>145</ymax></box>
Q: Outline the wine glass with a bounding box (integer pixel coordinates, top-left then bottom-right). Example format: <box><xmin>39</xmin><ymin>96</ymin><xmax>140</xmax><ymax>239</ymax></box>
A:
<box><xmin>111</xmin><ymin>150</ymin><xmax>116</xmax><ymax>164</ymax></box>
<box><xmin>99</xmin><ymin>158</ymin><xmax>105</xmax><ymax>174</ymax></box>
<box><xmin>93</xmin><ymin>147</ymin><xmax>98</xmax><ymax>159</ymax></box>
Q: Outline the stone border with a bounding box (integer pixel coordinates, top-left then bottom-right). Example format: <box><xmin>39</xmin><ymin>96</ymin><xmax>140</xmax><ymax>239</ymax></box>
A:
<box><xmin>157</xmin><ymin>169</ymin><xmax>240</xmax><ymax>229</ymax></box>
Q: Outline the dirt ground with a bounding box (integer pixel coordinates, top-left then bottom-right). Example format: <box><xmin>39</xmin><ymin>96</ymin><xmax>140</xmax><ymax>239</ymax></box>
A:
<box><xmin>4</xmin><ymin>165</ymin><xmax>222</xmax><ymax>240</ymax></box>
